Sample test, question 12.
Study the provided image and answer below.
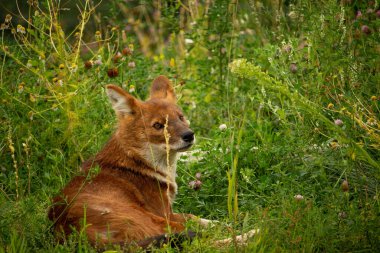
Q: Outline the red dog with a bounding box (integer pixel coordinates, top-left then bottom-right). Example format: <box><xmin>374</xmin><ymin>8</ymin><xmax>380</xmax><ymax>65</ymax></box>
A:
<box><xmin>49</xmin><ymin>75</ymin><xmax>257</xmax><ymax>248</ymax></box>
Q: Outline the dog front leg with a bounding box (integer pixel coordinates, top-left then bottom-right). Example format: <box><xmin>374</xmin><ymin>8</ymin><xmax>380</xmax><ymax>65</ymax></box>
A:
<box><xmin>214</xmin><ymin>229</ymin><xmax>259</xmax><ymax>247</ymax></box>
<box><xmin>171</xmin><ymin>213</ymin><xmax>219</xmax><ymax>228</ymax></box>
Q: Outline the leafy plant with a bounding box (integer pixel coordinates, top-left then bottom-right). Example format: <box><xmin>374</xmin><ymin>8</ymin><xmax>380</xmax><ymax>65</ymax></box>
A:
<box><xmin>0</xmin><ymin>0</ymin><xmax>379</xmax><ymax>252</ymax></box>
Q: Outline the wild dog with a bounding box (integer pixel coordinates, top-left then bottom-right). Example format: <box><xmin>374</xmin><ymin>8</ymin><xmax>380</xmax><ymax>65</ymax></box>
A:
<box><xmin>48</xmin><ymin>75</ymin><xmax>257</xmax><ymax>248</ymax></box>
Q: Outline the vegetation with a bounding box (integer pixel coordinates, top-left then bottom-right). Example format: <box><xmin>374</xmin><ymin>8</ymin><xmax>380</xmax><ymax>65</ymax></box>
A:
<box><xmin>1</xmin><ymin>0</ymin><xmax>379</xmax><ymax>252</ymax></box>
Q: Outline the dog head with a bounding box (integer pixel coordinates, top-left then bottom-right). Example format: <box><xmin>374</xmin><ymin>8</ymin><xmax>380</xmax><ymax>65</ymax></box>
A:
<box><xmin>106</xmin><ymin>75</ymin><xmax>194</xmax><ymax>171</ymax></box>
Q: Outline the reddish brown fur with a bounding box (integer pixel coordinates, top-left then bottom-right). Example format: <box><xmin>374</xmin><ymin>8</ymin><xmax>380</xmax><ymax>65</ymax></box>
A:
<box><xmin>49</xmin><ymin>76</ymin><xmax>195</xmax><ymax>246</ymax></box>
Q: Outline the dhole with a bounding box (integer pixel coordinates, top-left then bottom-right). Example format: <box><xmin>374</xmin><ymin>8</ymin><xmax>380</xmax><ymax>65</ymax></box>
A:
<box><xmin>49</xmin><ymin>76</ymin><xmax>197</xmax><ymax>247</ymax></box>
<box><xmin>49</xmin><ymin>75</ymin><xmax>257</xmax><ymax>248</ymax></box>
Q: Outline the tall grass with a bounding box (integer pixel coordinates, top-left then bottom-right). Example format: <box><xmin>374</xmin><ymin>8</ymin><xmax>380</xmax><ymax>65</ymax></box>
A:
<box><xmin>1</xmin><ymin>0</ymin><xmax>379</xmax><ymax>252</ymax></box>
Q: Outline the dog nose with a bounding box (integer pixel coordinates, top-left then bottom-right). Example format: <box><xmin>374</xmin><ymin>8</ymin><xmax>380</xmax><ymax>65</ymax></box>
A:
<box><xmin>182</xmin><ymin>131</ymin><xmax>194</xmax><ymax>142</ymax></box>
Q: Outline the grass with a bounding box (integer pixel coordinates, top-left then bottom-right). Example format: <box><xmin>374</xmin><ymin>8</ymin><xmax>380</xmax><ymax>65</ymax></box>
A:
<box><xmin>0</xmin><ymin>0</ymin><xmax>379</xmax><ymax>252</ymax></box>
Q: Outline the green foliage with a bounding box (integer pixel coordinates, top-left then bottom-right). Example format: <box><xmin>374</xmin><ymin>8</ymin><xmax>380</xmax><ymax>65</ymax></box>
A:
<box><xmin>1</xmin><ymin>0</ymin><xmax>379</xmax><ymax>252</ymax></box>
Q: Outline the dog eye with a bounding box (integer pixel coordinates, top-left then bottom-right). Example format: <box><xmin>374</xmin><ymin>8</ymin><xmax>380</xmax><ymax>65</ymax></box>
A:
<box><xmin>153</xmin><ymin>122</ymin><xmax>164</xmax><ymax>130</ymax></box>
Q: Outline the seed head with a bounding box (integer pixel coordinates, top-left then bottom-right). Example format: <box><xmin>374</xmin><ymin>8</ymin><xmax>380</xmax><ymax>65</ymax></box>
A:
<box><xmin>29</xmin><ymin>94</ymin><xmax>36</xmax><ymax>102</ymax></box>
<box><xmin>169</xmin><ymin>58</ymin><xmax>175</xmax><ymax>67</ymax></box>
<box><xmin>128</xmin><ymin>61</ymin><xmax>136</xmax><ymax>68</ymax></box>
<box><xmin>107</xmin><ymin>68</ymin><xmax>118</xmax><ymax>78</ymax></box>
<box><xmin>366</xmin><ymin>118</ymin><xmax>377</xmax><ymax>126</ymax></box>
<box><xmin>122</xmin><ymin>30</ymin><xmax>127</xmax><ymax>43</ymax></box>
<box><xmin>334</xmin><ymin>119</ymin><xmax>344</xmax><ymax>126</ymax></box>
<box><xmin>330</xmin><ymin>141</ymin><xmax>339</xmax><ymax>149</ymax></box>
<box><xmin>113</xmin><ymin>52</ymin><xmax>123</xmax><ymax>63</ymax></box>
<box><xmin>356</xmin><ymin>10</ymin><xmax>362</xmax><ymax>19</ymax></box>
<box><xmin>361</xmin><ymin>25</ymin><xmax>371</xmax><ymax>35</ymax></box>
<box><xmin>95</xmin><ymin>31</ymin><xmax>101</xmax><ymax>40</ymax></box>
<box><xmin>290</xmin><ymin>63</ymin><xmax>298</xmax><ymax>73</ymax></box>
<box><xmin>94</xmin><ymin>59</ymin><xmax>102</xmax><ymax>66</ymax></box>
<box><xmin>189</xmin><ymin>180</ymin><xmax>202</xmax><ymax>190</ymax></box>
<box><xmin>69</xmin><ymin>63</ymin><xmax>78</xmax><ymax>73</ymax></box>
<box><xmin>282</xmin><ymin>44</ymin><xmax>292</xmax><ymax>53</ymax></box>
<box><xmin>122</xmin><ymin>47</ymin><xmax>132</xmax><ymax>56</ymax></box>
<box><xmin>28</xmin><ymin>111</ymin><xmax>34</xmax><ymax>120</ymax></box>
<box><xmin>327</xmin><ymin>103</ymin><xmax>334</xmax><ymax>109</ymax></box>
<box><xmin>18</xmin><ymin>82</ymin><xmax>25</xmax><ymax>93</ymax></box>
<box><xmin>338</xmin><ymin>211</ymin><xmax>347</xmax><ymax>219</ymax></box>
<box><xmin>16</xmin><ymin>24</ymin><xmax>26</xmax><ymax>34</ymax></box>
<box><xmin>84</xmin><ymin>61</ymin><xmax>93</xmax><ymax>69</ymax></box>
<box><xmin>341</xmin><ymin>180</ymin><xmax>349</xmax><ymax>192</ymax></box>
<box><xmin>0</xmin><ymin>23</ymin><xmax>8</xmax><ymax>30</ymax></box>
<box><xmin>5</xmin><ymin>14</ymin><xmax>12</xmax><ymax>23</ymax></box>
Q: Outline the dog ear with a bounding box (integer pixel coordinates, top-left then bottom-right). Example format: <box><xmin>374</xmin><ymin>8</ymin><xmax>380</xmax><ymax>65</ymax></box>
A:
<box><xmin>149</xmin><ymin>75</ymin><xmax>176</xmax><ymax>104</ymax></box>
<box><xmin>106</xmin><ymin>85</ymin><xmax>139</xmax><ymax>116</ymax></box>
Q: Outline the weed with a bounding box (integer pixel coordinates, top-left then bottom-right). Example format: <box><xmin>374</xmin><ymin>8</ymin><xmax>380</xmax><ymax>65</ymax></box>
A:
<box><xmin>0</xmin><ymin>0</ymin><xmax>379</xmax><ymax>252</ymax></box>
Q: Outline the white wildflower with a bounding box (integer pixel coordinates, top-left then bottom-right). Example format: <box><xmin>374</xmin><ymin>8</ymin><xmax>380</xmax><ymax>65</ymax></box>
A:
<box><xmin>288</xmin><ymin>11</ymin><xmax>298</xmax><ymax>19</ymax></box>
<box><xmin>219</xmin><ymin>124</ymin><xmax>227</xmax><ymax>131</ymax></box>
<box><xmin>185</xmin><ymin>38</ymin><xmax>194</xmax><ymax>44</ymax></box>
<box><xmin>179</xmin><ymin>149</ymin><xmax>206</xmax><ymax>163</ymax></box>
<box><xmin>294</xmin><ymin>194</ymin><xmax>304</xmax><ymax>201</ymax></box>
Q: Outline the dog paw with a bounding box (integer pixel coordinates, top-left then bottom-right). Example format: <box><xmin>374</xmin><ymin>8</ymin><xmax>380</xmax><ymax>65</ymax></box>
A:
<box><xmin>236</xmin><ymin>229</ymin><xmax>259</xmax><ymax>244</ymax></box>
<box><xmin>195</xmin><ymin>217</ymin><xmax>219</xmax><ymax>228</ymax></box>
<box><xmin>214</xmin><ymin>228</ymin><xmax>259</xmax><ymax>247</ymax></box>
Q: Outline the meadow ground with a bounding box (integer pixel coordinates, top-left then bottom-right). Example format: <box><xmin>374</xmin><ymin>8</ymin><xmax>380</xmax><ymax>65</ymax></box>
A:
<box><xmin>0</xmin><ymin>0</ymin><xmax>379</xmax><ymax>252</ymax></box>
